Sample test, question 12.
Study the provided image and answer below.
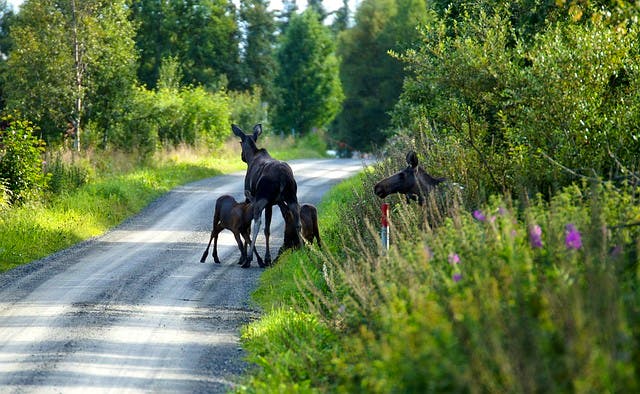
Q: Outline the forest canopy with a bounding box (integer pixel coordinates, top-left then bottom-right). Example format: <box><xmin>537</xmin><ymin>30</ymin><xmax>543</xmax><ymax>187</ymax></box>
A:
<box><xmin>0</xmin><ymin>0</ymin><xmax>639</xmax><ymax>201</ymax></box>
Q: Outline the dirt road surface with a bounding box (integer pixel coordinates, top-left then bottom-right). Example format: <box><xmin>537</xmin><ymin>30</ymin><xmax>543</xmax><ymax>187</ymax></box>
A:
<box><xmin>0</xmin><ymin>158</ymin><xmax>366</xmax><ymax>393</ymax></box>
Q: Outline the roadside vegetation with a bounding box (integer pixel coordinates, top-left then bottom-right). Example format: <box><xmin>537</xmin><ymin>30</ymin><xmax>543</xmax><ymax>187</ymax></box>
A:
<box><xmin>239</xmin><ymin>150</ymin><xmax>640</xmax><ymax>392</ymax></box>
<box><xmin>237</xmin><ymin>1</ymin><xmax>640</xmax><ymax>392</ymax></box>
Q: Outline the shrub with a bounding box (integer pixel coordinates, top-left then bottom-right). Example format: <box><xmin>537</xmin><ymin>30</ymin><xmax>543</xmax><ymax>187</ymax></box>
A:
<box><xmin>107</xmin><ymin>85</ymin><xmax>231</xmax><ymax>157</ymax></box>
<box><xmin>241</xmin><ymin>153</ymin><xmax>640</xmax><ymax>392</ymax></box>
<box><xmin>229</xmin><ymin>88</ymin><xmax>269</xmax><ymax>131</ymax></box>
<box><xmin>0</xmin><ymin>116</ymin><xmax>47</xmax><ymax>203</ymax></box>
<box><xmin>393</xmin><ymin>7</ymin><xmax>640</xmax><ymax>199</ymax></box>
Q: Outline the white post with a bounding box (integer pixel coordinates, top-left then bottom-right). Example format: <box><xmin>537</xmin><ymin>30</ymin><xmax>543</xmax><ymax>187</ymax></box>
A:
<box><xmin>381</xmin><ymin>202</ymin><xmax>389</xmax><ymax>251</ymax></box>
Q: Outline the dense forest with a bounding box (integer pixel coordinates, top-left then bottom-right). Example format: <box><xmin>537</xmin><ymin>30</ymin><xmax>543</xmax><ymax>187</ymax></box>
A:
<box><xmin>0</xmin><ymin>0</ymin><xmax>639</xmax><ymax>204</ymax></box>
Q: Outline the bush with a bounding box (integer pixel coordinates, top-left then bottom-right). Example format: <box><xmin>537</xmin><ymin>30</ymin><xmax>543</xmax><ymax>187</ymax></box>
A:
<box><xmin>0</xmin><ymin>116</ymin><xmax>47</xmax><ymax>203</ymax></box>
<box><xmin>241</xmin><ymin>162</ymin><xmax>640</xmax><ymax>392</ymax></box>
<box><xmin>229</xmin><ymin>88</ymin><xmax>269</xmax><ymax>131</ymax></box>
<box><xmin>45</xmin><ymin>151</ymin><xmax>90</xmax><ymax>195</ymax></box>
<box><xmin>393</xmin><ymin>7</ymin><xmax>640</xmax><ymax>199</ymax></box>
<box><xmin>108</xmin><ymin>85</ymin><xmax>231</xmax><ymax>157</ymax></box>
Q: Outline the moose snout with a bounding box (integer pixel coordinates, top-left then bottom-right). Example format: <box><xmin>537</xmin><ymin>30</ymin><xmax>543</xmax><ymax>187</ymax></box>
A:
<box><xmin>374</xmin><ymin>182</ymin><xmax>387</xmax><ymax>198</ymax></box>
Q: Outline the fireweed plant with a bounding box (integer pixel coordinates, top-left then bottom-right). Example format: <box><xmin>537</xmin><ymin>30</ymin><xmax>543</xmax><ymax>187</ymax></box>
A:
<box><xmin>240</xmin><ymin>177</ymin><xmax>640</xmax><ymax>392</ymax></box>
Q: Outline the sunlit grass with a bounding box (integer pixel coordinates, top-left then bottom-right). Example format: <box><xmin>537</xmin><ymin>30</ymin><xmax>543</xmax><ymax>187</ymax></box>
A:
<box><xmin>0</xmin><ymin>146</ymin><xmax>243</xmax><ymax>271</ymax></box>
<box><xmin>0</xmin><ymin>133</ymin><xmax>328</xmax><ymax>272</ymax></box>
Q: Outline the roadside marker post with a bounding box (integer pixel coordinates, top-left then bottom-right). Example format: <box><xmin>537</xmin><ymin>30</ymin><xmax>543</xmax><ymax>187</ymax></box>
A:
<box><xmin>381</xmin><ymin>203</ymin><xmax>390</xmax><ymax>251</ymax></box>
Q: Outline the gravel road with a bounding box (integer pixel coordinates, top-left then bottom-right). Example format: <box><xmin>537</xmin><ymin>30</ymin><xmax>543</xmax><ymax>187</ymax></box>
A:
<box><xmin>0</xmin><ymin>158</ymin><xmax>366</xmax><ymax>393</ymax></box>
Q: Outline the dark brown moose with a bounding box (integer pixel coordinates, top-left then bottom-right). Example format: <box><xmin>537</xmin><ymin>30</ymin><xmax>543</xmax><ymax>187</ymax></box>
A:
<box><xmin>374</xmin><ymin>151</ymin><xmax>445</xmax><ymax>204</ymax></box>
<box><xmin>232</xmin><ymin>124</ymin><xmax>302</xmax><ymax>268</ymax></box>
<box><xmin>282</xmin><ymin>203</ymin><xmax>321</xmax><ymax>248</ymax></box>
<box><xmin>200</xmin><ymin>194</ymin><xmax>264</xmax><ymax>266</ymax></box>
<box><xmin>277</xmin><ymin>203</ymin><xmax>321</xmax><ymax>260</ymax></box>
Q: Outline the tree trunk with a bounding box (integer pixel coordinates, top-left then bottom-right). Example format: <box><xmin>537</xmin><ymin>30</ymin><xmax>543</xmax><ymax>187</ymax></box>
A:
<box><xmin>71</xmin><ymin>0</ymin><xmax>83</xmax><ymax>152</ymax></box>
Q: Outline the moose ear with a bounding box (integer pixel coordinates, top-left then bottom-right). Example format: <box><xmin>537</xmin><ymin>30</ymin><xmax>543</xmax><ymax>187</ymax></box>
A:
<box><xmin>252</xmin><ymin>124</ymin><xmax>263</xmax><ymax>140</ymax></box>
<box><xmin>406</xmin><ymin>151</ymin><xmax>419</xmax><ymax>168</ymax></box>
<box><xmin>232</xmin><ymin>124</ymin><xmax>245</xmax><ymax>139</ymax></box>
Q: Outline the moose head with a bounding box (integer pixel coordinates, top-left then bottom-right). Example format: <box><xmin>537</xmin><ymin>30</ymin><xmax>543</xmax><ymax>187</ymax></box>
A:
<box><xmin>232</xmin><ymin>123</ymin><xmax>262</xmax><ymax>164</ymax></box>
<box><xmin>374</xmin><ymin>151</ymin><xmax>445</xmax><ymax>205</ymax></box>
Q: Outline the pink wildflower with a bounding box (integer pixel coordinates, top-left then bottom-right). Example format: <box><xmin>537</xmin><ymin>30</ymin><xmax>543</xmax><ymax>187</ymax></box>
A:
<box><xmin>565</xmin><ymin>224</ymin><xmax>582</xmax><ymax>250</ymax></box>
<box><xmin>453</xmin><ymin>272</ymin><xmax>462</xmax><ymax>282</ymax></box>
<box><xmin>473</xmin><ymin>210</ymin><xmax>486</xmax><ymax>221</ymax></box>
<box><xmin>448</xmin><ymin>253</ymin><xmax>460</xmax><ymax>265</ymax></box>
<box><xmin>529</xmin><ymin>225</ymin><xmax>543</xmax><ymax>248</ymax></box>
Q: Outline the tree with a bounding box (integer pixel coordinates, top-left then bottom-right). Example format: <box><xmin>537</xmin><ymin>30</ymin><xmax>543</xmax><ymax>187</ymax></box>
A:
<box><xmin>131</xmin><ymin>0</ymin><xmax>241</xmax><ymax>91</ymax></box>
<box><xmin>0</xmin><ymin>0</ymin><xmax>13</xmax><ymax>60</ymax></box>
<box><xmin>4</xmin><ymin>0</ymin><xmax>137</xmax><ymax>150</ymax></box>
<box><xmin>276</xmin><ymin>0</ymin><xmax>298</xmax><ymax>34</ymax></box>
<box><xmin>307</xmin><ymin>0</ymin><xmax>327</xmax><ymax>21</ymax></box>
<box><xmin>0</xmin><ymin>0</ymin><xmax>15</xmax><ymax>110</ymax></box>
<box><xmin>239</xmin><ymin>0</ymin><xmax>277</xmax><ymax>103</ymax></box>
<box><xmin>332</xmin><ymin>0</ymin><xmax>429</xmax><ymax>152</ymax></box>
<box><xmin>272</xmin><ymin>9</ymin><xmax>343</xmax><ymax>136</ymax></box>
<box><xmin>331</xmin><ymin>0</ymin><xmax>350</xmax><ymax>34</ymax></box>
<box><xmin>393</xmin><ymin>2</ymin><xmax>640</xmax><ymax>197</ymax></box>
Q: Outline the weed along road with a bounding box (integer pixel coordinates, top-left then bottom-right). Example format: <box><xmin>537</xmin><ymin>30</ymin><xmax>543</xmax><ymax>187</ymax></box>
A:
<box><xmin>0</xmin><ymin>158</ymin><xmax>366</xmax><ymax>393</ymax></box>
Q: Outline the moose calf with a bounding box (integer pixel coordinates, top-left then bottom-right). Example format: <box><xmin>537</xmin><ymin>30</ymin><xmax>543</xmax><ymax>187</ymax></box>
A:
<box><xmin>200</xmin><ymin>194</ymin><xmax>263</xmax><ymax>266</ymax></box>
<box><xmin>280</xmin><ymin>203</ymin><xmax>322</xmax><ymax>254</ymax></box>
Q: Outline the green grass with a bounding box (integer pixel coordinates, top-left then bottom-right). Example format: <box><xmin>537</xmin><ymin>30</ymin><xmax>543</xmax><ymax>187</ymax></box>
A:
<box><xmin>0</xmin><ymin>132</ymin><xmax>327</xmax><ymax>272</ymax></box>
<box><xmin>0</xmin><ymin>154</ymin><xmax>243</xmax><ymax>272</ymax></box>
<box><xmin>239</xmin><ymin>167</ymin><xmax>640</xmax><ymax>392</ymax></box>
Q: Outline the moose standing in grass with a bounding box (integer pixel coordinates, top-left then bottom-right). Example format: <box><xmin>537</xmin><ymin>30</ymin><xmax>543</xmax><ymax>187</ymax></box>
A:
<box><xmin>374</xmin><ymin>151</ymin><xmax>446</xmax><ymax>204</ymax></box>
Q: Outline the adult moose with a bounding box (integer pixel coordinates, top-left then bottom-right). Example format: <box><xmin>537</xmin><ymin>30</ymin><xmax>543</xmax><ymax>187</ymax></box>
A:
<box><xmin>374</xmin><ymin>151</ymin><xmax>446</xmax><ymax>204</ymax></box>
<box><xmin>232</xmin><ymin>124</ymin><xmax>302</xmax><ymax>268</ymax></box>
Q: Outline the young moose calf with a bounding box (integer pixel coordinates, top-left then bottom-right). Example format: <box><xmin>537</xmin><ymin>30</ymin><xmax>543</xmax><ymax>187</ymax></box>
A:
<box><xmin>200</xmin><ymin>194</ymin><xmax>263</xmax><ymax>266</ymax></box>
<box><xmin>280</xmin><ymin>203</ymin><xmax>322</xmax><ymax>253</ymax></box>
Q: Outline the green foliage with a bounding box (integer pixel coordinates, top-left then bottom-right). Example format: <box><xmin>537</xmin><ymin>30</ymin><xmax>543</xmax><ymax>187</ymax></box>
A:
<box><xmin>240</xmin><ymin>159</ymin><xmax>640</xmax><ymax>392</ymax></box>
<box><xmin>45</xmin><ymin>151</ymin><xmax>90</xmax><ymax>195</ymax></box>
<box><xmin>229</xmin><ymin>88</ymin><xmax>269</xmax><ymax>131</ymax></box>
<box><xmin>240</xmin><ymin>308</ymin><xmax>338</xmax><ymax>393</ymax></box>
<box><xmin>130</xmin><ymin>0</ymin><xmax>241</xmax><ymax>90</ymax></box>
<box><xmin>109</xmin><ymin>85</ymin><xmax>230</xmax><ymax>157</ymax></box>
<box><xmin>239</xmin><ymin>0</ymin><xmax>278</xmax><ymax>103</ymax></box>
<box><xmin>272</xmin><ymin>9</ymin><xmax>344</xmax><ymax>136</ymax></box>
<box><xmin>333</xmin><ymin>0</ymin><xmax>431</xmax><ymax>153</ymax></box>
<box><xmin>0</xmin><ymin>116</ymin><xmax>47</xmax><ymax>203</ymax></box>
<box><xmin>394</xmin><ymin>5</ymin><xmax>640</xmax><ymax>198</ymax></box>
<box><xmin>5</xmin><ymin>0</ymin><xmax>137</xmax><ymax>147</ymax></box>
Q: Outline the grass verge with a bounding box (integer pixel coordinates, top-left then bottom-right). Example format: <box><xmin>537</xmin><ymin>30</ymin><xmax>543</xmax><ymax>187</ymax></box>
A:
<box><xmin>238</xmin><ymin>166</ymin><xmax>640</xmax><ymax>392</ymax></box>
<box><xmin>0</xmin><ymin>134</ymin><xmax>321</xmax><ymax>272</ymax></box>
<box><xmin>0</xmin><ymin>152</ymin><xmax>242</xmax><ymax>272</ymax></box>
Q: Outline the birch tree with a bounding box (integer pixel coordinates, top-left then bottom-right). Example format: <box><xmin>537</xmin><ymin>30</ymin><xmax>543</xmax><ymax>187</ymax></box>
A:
<box><xmin>5</xmin><ymin>0</ymin><xmax>136</xmax><ymax>150</ymax></box>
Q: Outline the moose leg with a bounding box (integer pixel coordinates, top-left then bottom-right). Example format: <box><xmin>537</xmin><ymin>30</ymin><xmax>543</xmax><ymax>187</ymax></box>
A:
<box><xmin>242</xmin><ymin>229</ymin><xmax>263</xmax><ymax>266</ymax></box>
<box><xmin>200</xmin><ymin>229</ymin><xmax>215</xmax><ymax>263</ymax></box>
<box><xmin>263</xmin><ymin>205</ymin><xmax>273</xmax><ymax>266</ymax></box>
<box><xmin>288</xmin><ymin>202</ymin><xmax>302</xmax><ymax>248</ymax></box>
<box><xmin>233</xmin><ymin>232</ymin><xmax>246</xmax><ymax>265</ymax></box>
<box><xmin>243</xmin><ymin>199</ymin><xmax>268</xmax><ymax>269</ymax></box>
<box><xmin>212</xmin><ymin>228</ymin><xmax>223</xmax><ymax>264</ymax></box>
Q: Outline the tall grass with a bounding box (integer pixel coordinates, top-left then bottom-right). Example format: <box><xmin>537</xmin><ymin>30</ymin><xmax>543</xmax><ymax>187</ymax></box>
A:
<box><xmin>239</xmin><ymin>160</ymin><xmax>640</xmax><ymax>392</ymax></box>
<box><xmin>0</xmin><ymin>146</ymin><xmax>242</xmax><ymax>272</ymax></box>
